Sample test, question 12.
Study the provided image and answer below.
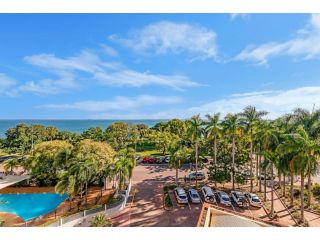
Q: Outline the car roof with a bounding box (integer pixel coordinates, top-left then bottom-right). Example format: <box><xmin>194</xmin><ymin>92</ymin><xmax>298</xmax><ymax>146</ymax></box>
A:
<box><xmin>176</xmin><ymin>187</ymin><xmax>186</xmax><ymax>195</ymax></box>
<box><xmin>219</xmin><ymin>191</ymin><xmax>228</xmax><ymax>196</ymax></box>
<box><xmin>189</xmin><ymin>189</ymin><xmax>198</xmax><ymax>194</ymax></box>
<box><xmin>202</xmin><ymin>186</ymin><xmax>214</xmax><ymax>194</ymax></box>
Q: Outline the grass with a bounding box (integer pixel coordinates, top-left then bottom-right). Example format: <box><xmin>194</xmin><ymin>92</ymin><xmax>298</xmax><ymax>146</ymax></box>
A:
<box><xmin>136</xmin><ymin>149</ymin><xmax>167</xmax><ymax>157</ymax></box>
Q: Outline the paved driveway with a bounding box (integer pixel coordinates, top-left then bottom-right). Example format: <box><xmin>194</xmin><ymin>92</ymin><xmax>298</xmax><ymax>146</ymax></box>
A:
<box><xmin>112</xmin><ymin>164</ymin><xmax>202</xmax><ymax>227</ymax></box>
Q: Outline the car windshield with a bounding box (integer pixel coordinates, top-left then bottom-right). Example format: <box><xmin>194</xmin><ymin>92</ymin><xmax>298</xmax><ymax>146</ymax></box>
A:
<box><xmin>179</xmin><ymin>195</ymin><xmax>187</xmax><ymax>199</ymax></box>
<box><xmin>192</xmin><ymin>193</ymin><xmax>199</xmax><ymax>198</ymax></box>
<box><xmin>222</xmin><ymin>196</ymin><xmax>230</xmax><ymax>201</ymax></box>
<box><xmin>205</xmin><ymin>189</ymin><xmax>213</xmax><ymax>195</ymax></box>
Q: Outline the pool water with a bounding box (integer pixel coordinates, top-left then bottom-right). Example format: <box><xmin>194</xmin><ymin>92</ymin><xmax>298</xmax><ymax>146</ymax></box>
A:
<box><xmin>0</xmin><ymin>193</ymin><xmax>66</xmax><ymax>221</ymax></box>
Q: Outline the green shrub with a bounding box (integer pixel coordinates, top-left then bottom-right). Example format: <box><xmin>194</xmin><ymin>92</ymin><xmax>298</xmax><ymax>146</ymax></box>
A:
<box><xmin>312</xmin><ymin>183</ymin><xmax>320</xmax><ymax>196</ymax></box>
<box><xmin>90</xmin><ymin>214</ymin><xmax>112</xmax><ymax>227</ymax></box>
<box><xmin>164</xmin><ymin>193</ymin><xmax>173</xmax><ymax>208</ymax></box>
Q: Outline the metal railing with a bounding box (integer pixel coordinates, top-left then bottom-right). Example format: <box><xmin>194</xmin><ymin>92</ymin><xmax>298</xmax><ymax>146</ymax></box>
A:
<box><xmin>46</xmin><ymin>180</ymin><xmax>131</xmax><ymax>227</ymax></box>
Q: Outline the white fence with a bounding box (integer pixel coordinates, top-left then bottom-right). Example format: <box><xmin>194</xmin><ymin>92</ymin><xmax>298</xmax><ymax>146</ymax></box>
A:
<box><xmin>47</xmin><ymin>180</ymin><xmax>131</xmax><ymax>227</ymax></box>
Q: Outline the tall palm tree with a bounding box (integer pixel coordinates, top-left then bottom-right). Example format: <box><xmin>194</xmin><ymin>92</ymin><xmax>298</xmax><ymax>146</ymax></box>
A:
<box><xmin>169</xmin><ymin>144</ymin><xmax>187</xmax><ymax>185</ymax></box>
<box><xmin>55</xmin><ymin>171</ymin><xmax>78</xmax><ymax>210</ymax></box>
<box><xmin>204</xmin><ymin>113</ymin><xmax>222</xmax><ymax>186</ymax></box>
<box><xmin>278</xmin><ymin>125</ymin><xmax>320</xmax><ymax>222</ymax></box>
<box><xmin>187</xmin><ymin>115</ymin><xmax>203</xmax><ymax>187</ymax></box>
<box><xmin>115</xmin><ymin>148</ymin><xmax>135</xmax><ymax>190</ymax></box>
<box><xmin>239</xmin><ymin>106</ymin><xmax>268</xmax><ymax>192</ymax></box>
<box><xmin>262</xmin><ymin>150</ymin><xmax>279</xmax><ymax>217</ymax></box>
<box><xmin>222</xmin><ymin>113</ymin><xmax>241</xmax><ymax>190</ymax></box>
<box><xmin>260</xmin><ymin>122</ymin><xmax>279</xmax><ymax>201</ymax></box>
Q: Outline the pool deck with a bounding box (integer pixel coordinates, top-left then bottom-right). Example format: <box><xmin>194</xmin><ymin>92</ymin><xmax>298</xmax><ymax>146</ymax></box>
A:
<box><xmin>0</xmin><ymin>173</ymin><xmax>30</xmax><ymax>190</ymax></box>
<box><xmin>0</xmin><ymin>186</ymin><xmax>113</xmax><ymax>227</ymax></box>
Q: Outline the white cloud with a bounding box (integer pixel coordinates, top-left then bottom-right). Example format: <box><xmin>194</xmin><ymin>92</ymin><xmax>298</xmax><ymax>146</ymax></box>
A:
<box><xmin>230</xmin><ymin>14</ymin><xmax>248</xmax><ymax>21</ymax></box>
<box><xmin>187</xmin><ymin>86</ymin><xmax>320</xmax><ymax>119</ymax></box>
<box><xmin>235</xmin><ymin>14</ymin><xmax>320</xmax><ymax>65</ymax></box>
<box><xmin>0</xmin><ymin>73</ymin><xmax>16</xmax><ymax>92</ymax></box>
<box><xmin>101</xmin><ymin>44</ymin><xmax>119</xmax><ymax>57</ymax></box>
<box><xmin>110</xmin><ymin>21</ymin><xmax>218</xmax><ymax>61</ymax></box>
<box><xmin>40</xmin><ymin>95</ymin><xmax>183</xmax><ymax>112</ymax></box>
<box><xmin>20</xmin><ymin>50</ymin><xmax>199</xmax><ymax>94</ymax></box>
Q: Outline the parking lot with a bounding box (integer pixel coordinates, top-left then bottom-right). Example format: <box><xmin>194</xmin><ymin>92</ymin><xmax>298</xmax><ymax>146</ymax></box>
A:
<box><xmin>112</xmin><ymin>163</ymin><xmax>268</xmax><ymax>227</ymax></box>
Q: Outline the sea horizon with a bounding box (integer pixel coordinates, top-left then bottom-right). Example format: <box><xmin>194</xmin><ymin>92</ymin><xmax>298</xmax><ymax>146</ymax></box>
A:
<box><xmin>0</xmin><ymin>119</ymin><xmax>167</xmax><ymax>137</ymax></box>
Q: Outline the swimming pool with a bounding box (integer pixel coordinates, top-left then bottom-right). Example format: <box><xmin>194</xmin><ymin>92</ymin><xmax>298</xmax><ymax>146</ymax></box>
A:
<box><xmin>0</xmin><ymin>193</ymin><xmax>66</xmax><ymax>221</ymax></box>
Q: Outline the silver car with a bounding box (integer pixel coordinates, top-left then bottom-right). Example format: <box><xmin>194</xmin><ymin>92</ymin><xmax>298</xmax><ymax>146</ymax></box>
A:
<box><xmin>188</xmin><ymin>189</ymin><xmax>201</xmax><ymax>204</ymax></box>
<box><xmin>201</xmin><ymin>185</ymin><xmax>216</xmax><ymax>203</ymax></box>
<box><xmin>244</xmin><ymin>192</ymin><xmax>262</xmax><ymax>208</ymax></box>
<box><xmin>217</xmin><ymin>191</ymin><xmax>232</xmax><ymax>206</ymax></box>
<box><xmin>174</xmin><ymin>187</ymin><xmax>188</xmax><ymax>204</ymax></box>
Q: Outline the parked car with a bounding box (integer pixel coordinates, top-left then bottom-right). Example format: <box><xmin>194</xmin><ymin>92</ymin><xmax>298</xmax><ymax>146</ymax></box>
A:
<box><xmin>155</xmin><ymin>157</ymin><xmax>163</xmax><ymax>164</ymax></box>
<box><xmin>142</xmin><ymin>156</ymin><xmax>156</xmax><ymax>164</ymax></box>
<box><xmin>188</xmin><ymin>171</ymin><xmax>205</xmax><ymax>180</ymax></box>
<box><xmin>164</xmin><ymin>156</ymin><xmax>170</xmax><ymax>163</ymax></box>
<box><xmin>188</xmin><ymin>189</ymin><xmax>201</xmax><ymax>204</ymax></box>
<box><xmin>216</xmin><ymin>191</ymin><xmax>232</xmax><ymax>206</ymax></box>
<box><xmin>244</xmin><ymin>192</ymin><xmax>262</xmax><ymax>208</ymax></box>
<box><xmin>230</xmin><ymin>191</ymin><xmax>248</xmax><ymax>207</ymax></box>
<box><xmin>174</xmin><ymin>187</ymin><xmax>188</xmax><ymax>204</ymax></box>
<box><xmin>201</xmin><ymin>185</ymin><xmax>216</xmax><ymax>203</ymax></box>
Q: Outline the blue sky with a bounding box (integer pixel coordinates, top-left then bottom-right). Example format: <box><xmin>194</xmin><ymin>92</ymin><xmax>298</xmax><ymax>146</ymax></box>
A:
<box><xmin>1</xmin><ymin>13</ymin><xmax>320</xmax><ymax>119</ymax></box>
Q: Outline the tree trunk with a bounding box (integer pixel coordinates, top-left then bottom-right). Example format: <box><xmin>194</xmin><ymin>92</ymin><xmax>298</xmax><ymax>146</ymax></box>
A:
<box><xmin>256</xmin><ymin>150</ymin><xmax>259</xmax><ymax>186</ymax></box>
<box><xmin>278</xmin><ymin>171</ymin><xmax>282</xmax><ymax>190</ymax></box>
<box><xmin>85</xmin><ymin>180</ymin><xmax>88</xmax><ymax>206</ymax></box>
<box><xmin>283</xmin><ymin>172</ymin><xmax>286</xmax><ymax>197</ymax></box>
<box><xmin>80</xmin><ymin>183</ymin><xmax>83</xmax><ymax>198</ymax></box>
<box><xmin>259</xmin><ymin>152</ymin><xmax>262</xmax><ymax>192</ymax></box>
<box><xmin>176</xmin><ymin>167</ymin><xmax>178</xmax><ymax>185</ymax></box>
<box><xmin>214</xmin><ymin>136</ymin><xmax>217</xmax><ymax>187</ymax></box>
<box><xmin>232</xmin><ymin>136</ymin><xmax>235</xmax><ymax>190</ymax></box>
<box><xmin>250</xmin><ymin>130</ymin><xmax>253</xmax><ymax>192</ymax></box>
<box><xmin>195</xmin><ymin>141</ymin><xmax>198</xmax><ymax>188</ymax></box>
<box><xmin>271</xmin><ymin>163</ymin><xmax>274</xmax><ymax>216</ymax></box>
<box><xmin>307</xmin><ymin>170</ymin><xmax>311</xmax><ymax>207</ymax></box>
<box><xmin>264</xmin><ymin>168</ymin><xmax>267</xmax><ymax>202</ymax></box>
<box><xmin>300</xmin><ymin>171</ymin><xmax>305</xmax><ymax>223</ymax></box>
<box><xmin>290</xmin><ymin>172</ymin><xmax>294</xmax><ymax>207</ymax></box>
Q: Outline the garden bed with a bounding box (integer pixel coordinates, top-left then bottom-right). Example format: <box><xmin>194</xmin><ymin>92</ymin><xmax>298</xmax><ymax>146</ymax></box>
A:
<box><xmin>163</xmin><ymin>184</ymin><xmax>176</xmax><ymax>210</ymax></box>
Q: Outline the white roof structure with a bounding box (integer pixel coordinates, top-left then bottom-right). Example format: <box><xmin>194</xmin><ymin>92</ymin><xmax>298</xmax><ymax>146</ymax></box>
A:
<box><xmin>0</xmin><ymin>173</ymin><xmax>30</xmax><ymax>190</ymax></box>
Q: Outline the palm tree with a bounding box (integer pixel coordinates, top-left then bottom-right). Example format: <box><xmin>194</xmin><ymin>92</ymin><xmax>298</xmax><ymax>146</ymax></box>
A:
<box><xmin>3</xmin><ymin>158</ymin><xmax>19</xmax><ymax>174</ymax></box>
<box><xmin>239</xmin><ymin>106</ymin><xmax>268</xmax><ymax>192</ymax></box>
<box><xmin>187</xmin><ymin>115</ymin><xmax>203</xmax><ymax>187</ymax></box>
<box><xmin>262</xmin><ymin>150</ymin><xmax>279</xmax><ymax>217</ymax></box>
<box><xmin>278</xmin><ymin>125</ymin><xmax>320</xmax><ymax>222</ymax></box>
<box><xmin>55</xmin><ymin>171</ymin><xmax>78</xmax><ymax>210</ymax></box>
<box><xmin>204</xmin><ymin>113</ymin><xmax>222</xmax><ymax>186</ymax></box>
<box><xmin>222</xmin><ymin>113</ymin><xmax>241</xmax><ymax>190</ymax></box>
<box><xmin>259</xmin><ymin>122</ymin><xmax>279</xmax><ymax>201</ymax></box>
<box><xmin>169</xmin><ymin>144</ymin><xmax>187</xmax><ymax>185</ymax></box>
<box><xmin>115</xmin><ymin>148</ymin><xmax>135</xmax><ymax>190</ymax></box>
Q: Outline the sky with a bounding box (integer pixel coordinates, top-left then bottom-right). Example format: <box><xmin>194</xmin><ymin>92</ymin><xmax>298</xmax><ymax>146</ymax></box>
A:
<box><xmin>1</xmin><ymin>13</ymin><xmax>320</xmax><ymax>120</ymax></box>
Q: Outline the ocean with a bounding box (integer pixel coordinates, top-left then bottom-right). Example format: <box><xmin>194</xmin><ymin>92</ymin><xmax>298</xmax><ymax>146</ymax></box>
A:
<box><xmin>0</xmin><ymin>119</ymin><xmax>164</xmax><ymax>137</ymax></box>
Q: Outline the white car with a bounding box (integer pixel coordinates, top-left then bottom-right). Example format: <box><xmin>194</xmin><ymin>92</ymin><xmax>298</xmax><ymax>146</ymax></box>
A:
<box><xmin>201</xmin><ymin>186</ymin><xmax>216</xmax><ymax>203</ymax></box>
<box><xmin>164</xmin><ymin>156</ymin><xmax>170</xmax><ymax>163</ymax></box>
<box><xmin>188</xmin><ymin>189</ymin><xmax>201</xmax><ymax>204</ymax></box>
<box><xmin>244</xmin><ymin>192</ymin><xmax>262</xmax><ymax>208</ymax></box>
<box><xmin>217</xmin><ymin>191</ymin><xmax>232</xmax><ymax>206</ymax></box>
<box><xmin>188</xmin><ymin>172</ymin><xmax>206</xmax><ymax>180</ymax></box>
<box><xmin>174</xmin><ymin>187</ymin><xmax>188</xmax><ymax>204</ymax></box>
<box><xmin>230</xmin><ymin>191</ymin><xmax>248</xmax><ymax>207</ymax></box>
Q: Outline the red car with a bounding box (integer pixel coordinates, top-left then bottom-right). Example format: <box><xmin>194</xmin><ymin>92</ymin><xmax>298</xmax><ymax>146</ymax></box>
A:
<box><xmin>142</xmin><ymin>156</ymin><xmax>156</xmax><ymax>164</ymax></box>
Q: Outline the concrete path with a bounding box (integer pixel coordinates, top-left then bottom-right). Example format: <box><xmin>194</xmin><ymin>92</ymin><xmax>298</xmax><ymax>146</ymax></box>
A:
<box><xmin>264</xmin><ymin>188</ymin><xmax>297</xmax><ymax>226</ymax></box>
